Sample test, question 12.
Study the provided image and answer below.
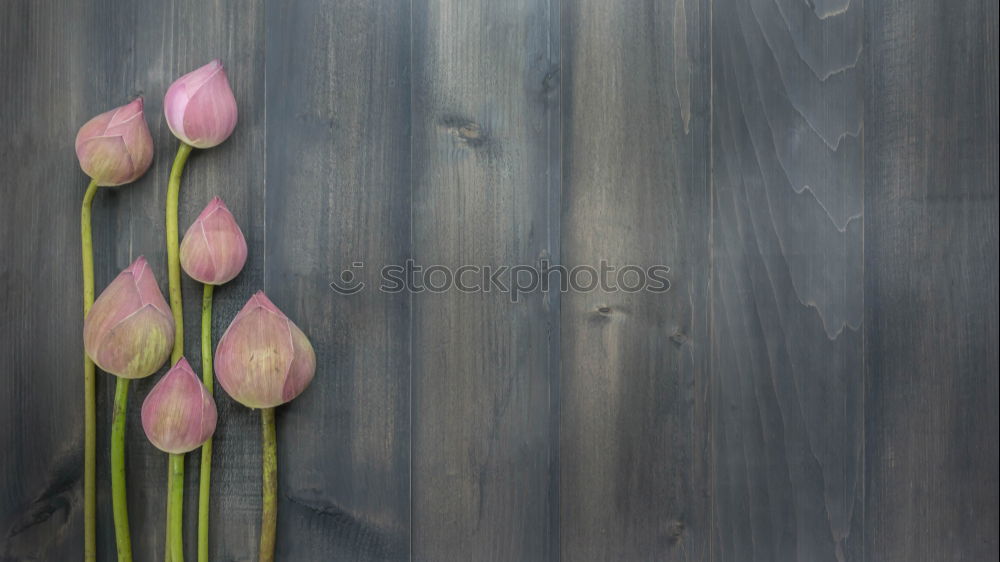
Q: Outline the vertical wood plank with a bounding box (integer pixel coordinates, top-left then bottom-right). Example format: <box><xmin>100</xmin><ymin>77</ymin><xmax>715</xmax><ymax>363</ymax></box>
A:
<box><xmin>409</xmin><ymin>0</ymin><xmax>558</xmax><ymax>559</ymax></box>
<box><xmin>0</xmin><ymin>1</ymin><xmax>132</xmax><ymax>558</ymax></box>
<box><xmin>864</xmin><ymin>0</ymin><xmax>999</xmax><ymax>559</ymax></box>
<box><xmin>264</xmin><ymin>0</ymin><xmax>412</xmax><ymax>560</ymax></box>
<box><xmin>710</xmin><ymin>0</ymin><xmax>865</xmax><ymax>560</ymax></box>
<box><xmin>558</xmin><ymin>0</ymin><xmax>712</xmax><ymax>560</ymax></box>
<box><xmin>118</xmin><ymin>2</ymin><xmax>268</xmax><ymax>559</ymax></box>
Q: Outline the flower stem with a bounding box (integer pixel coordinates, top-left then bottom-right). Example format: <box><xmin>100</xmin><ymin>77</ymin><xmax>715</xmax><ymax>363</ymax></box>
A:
<box><xmin>167</xmin><ymin>453</ymin><xmax>185</xmax><ymax>562</ymax></box>
<box><xmin>165</xmin><ymin>141</ymin><xmax>193</xmax><ymax>562</ymax></box>
<box><xmin>259</xmin><ymin>408</ymin><xmax>277</xmax><ymax>562</ymax></box>
<box><xmin>111</xmin><ymin>378</ymin><xmax>133</xmax><ymax>562</ymax></box>
<box><xmin>80</xmin><ymin>178</ymin><xmax>99</xmax><ymax>562</ymax></box>
<box><xmin>197</xmin><ymin>284</ymin><xmax>214</xmax><ymax>562</ymax></box>
<box><xmin>166</xmin><ymin>141</ymin><xmax>193</xmax><ymax>364</ymax></box>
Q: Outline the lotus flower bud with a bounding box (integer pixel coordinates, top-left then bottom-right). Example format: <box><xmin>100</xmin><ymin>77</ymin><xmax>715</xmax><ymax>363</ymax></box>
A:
<box><xmin>75</xmin><ymin>97</ymin><xmax>154</xmax><ymax>186</ymax></box>
<box><xmin>164</xmin><ymin>59</ymin><xmax>238</xmax><ymax>148</ymax></box>
<box><xmin>84</xmin><ymin>257</ymin><xmax>174</xmax><ymax>379</ymax></box>
<box><xmin>179</xmin><ymin>197</ymin><xmax>248</xmax><ymax>285</ymax></box>
<box><xmin>141</xmin><ymin>358</ymin><xmax>217</xmax><ymax>454</ymax></box>
<box><xmin>215</xmin><ymin>292</ymin><xmax>316</xmax><ymax>408</ymax></box>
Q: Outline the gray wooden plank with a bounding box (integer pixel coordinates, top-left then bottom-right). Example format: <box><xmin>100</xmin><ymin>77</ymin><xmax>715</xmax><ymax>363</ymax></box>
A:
<box><xmin>110</xmin><ymin>2</ymin><xmax>269</xmax><ymax>559</ymax></box>
<box><xmin>558</xmin><ymin>0</ymin><xmax>712</xmax><ymax>560</ymax></box>
<box><xmin>710</xmin><ymin>0</ymin><xmax>865</xmax><ymax>560</ymax></box>
<box><xmin>864</xmin><ymin>0</ymin><xmax>1000</xmax><ymax>560</ymax></box>
<box><xmin>409</xmin><ymin>0</ymin><xmax>558</xmax><ymax>560</ymax></box>
<box><xmin>0</xmin><ymin>1</ymin><xmax>130</xmax><ymax>559</ymax></box>
<box><xmin>264</xmin><ymin>0</ymin><xmax>412</xmax><ymax>560</ymax></box>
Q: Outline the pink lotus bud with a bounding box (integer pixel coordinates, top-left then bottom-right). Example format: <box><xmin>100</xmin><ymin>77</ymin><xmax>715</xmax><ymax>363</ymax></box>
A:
<box><xmin>164</xmin><ymin>59</ymin><xmax>238</xmax><ymax>148</ymax></box>
<box><xmin>75</xmin><ymin>97</ymin><xmax>153</xmax><ymax>186</ymax></box>
<box><xmin>141</xmin><ymin>358</ymin><xmax>217</xmax><ymax>454</ymax></box>
<box><xmin>215</xmin><ymin>292</ymin><xmax>316</xmax><ymax>408</ymax></box>
<box><xmin>84</xmin><ymin>257</ymin><xmax>174</xmax><ymax>379</ymax></box>
<box><xmin>179</xmin><ymin>197</ymin><xmax>248</xmax><ymax>285</ymax></box>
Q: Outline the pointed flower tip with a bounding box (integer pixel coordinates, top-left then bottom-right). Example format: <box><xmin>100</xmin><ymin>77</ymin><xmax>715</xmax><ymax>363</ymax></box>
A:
<box><xmin>127</xmin><ymin>256</ymin><xmax>148</xmax><ymax>279</ymax></box>
<box><xmin>251</xmin><ymin>291</ymin><xmax>282</xmax><ymax>314</ymax></box>
<box><xmin>172</xmin><ymin>356</ymin><xmax>194</xmax><ymax>372</ymax></box>
<box><xmin>201</xmin><ymin>196</ymin><xmax>229</xmax><ymax>216</ymax></box>
<box><xmin>197</xmin><ymin>60</ymin><xmax>224</xmax><ymax>82</ymax></box>
<box><xmin>111</xmin><ymin>98</ymin><xmax>145</xmax><ymax>124</ymax></box>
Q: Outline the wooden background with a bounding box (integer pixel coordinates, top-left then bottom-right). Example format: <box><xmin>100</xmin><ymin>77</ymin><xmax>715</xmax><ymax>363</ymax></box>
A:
<box><xmin>1</xmin><ymin>0</ymin><xmax>997</xmax><ymax>560</ymax></box>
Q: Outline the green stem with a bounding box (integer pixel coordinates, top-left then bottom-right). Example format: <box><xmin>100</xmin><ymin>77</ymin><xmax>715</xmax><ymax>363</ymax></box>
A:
<box><xmin>259</xmin><ymin>408</ymin><xmax>277</xmax><ymax>562</ymax></box>
<box><xmin>167</xmin><ymin>453</ymin><xmax>185</xmax><ymax>562</ymax></box>
<box><xmin>165</xmin><ymin>141</ymin><xmax>193</xmax><ymax>562</ymax></box>
<box><xmin>111</xmin><ymin>378</ymin><xmax>133</xmax><ymax>562</ymax></box>
<box><xmin>81</xmin><ymin>178</ymin><xmax>98</xmax><ymax>562</ymax></box>
<box><xmin>197</xmin><ymin>284</ymin><xmax>214</xmax><ymax>562</ymax></box>
<box><xmin>166</xmin><ymin>141</ymin><xmax>193</xmax><ymax>364</ymax></box>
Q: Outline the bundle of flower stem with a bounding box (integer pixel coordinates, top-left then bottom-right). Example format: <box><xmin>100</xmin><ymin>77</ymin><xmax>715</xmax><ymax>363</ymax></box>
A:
<box><xmin>77</xmin><ymin>59</ymin><xmax>316</xmax><ymax>562</ymax></box>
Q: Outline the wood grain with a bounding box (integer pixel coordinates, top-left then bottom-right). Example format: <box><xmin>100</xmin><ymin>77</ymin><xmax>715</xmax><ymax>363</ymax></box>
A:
<box><xmin>711</xmin><ymin>0</ymin><xmax>865</xmax><ymax>560</ymax></box>
<box><xmin>264</xmin><ymin>0</ymin><xmax>411</xmax><ymax>560</ymax></box>
<box><xmin>0</xmin><ymin>2</ymin><xmax>119</xmax><ymax>559</ymax></box>
<box><xmin>123</xmin><ymin>2</ymin><xmax>268</xmax><ymax>560</ymax></box>
<box><xmin>409</xmin><ymin>0</ymin><xmax>558</xmax><ymax>560</ymax></box>
<box><xmin>558</xmin><ymin>0</ymin><xmax>712</xmax><ymax>560</ymax></box>
<box><xmin>864</xmin><ymin>0</ymin><xmax>999</xmax><ymax>560</ymax></box>
<box><xmin>1</xmin><ymin>0</ymin><xmax>998</xmax><ymax>560</ymax></box>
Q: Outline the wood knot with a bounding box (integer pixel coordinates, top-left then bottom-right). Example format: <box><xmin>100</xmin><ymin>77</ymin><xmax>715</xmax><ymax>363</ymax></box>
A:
<box><xmin>670</xmin><ymin>330</ymin><xmax>688</xmax><ymax>346</ymax></box>
<box><xmin>457</xmin><ymin>123</ymin><xmax>481</xmax><ymax>141</ymax></box>
<box><xmin>665</xmin><ymin>519</ymin><xmax>685</xmax><ymax>545</ymax></box>
<box><xmin>541</xmin><ymin>66</ymin><xmax>560</xmax><ymax>96</ymax></box>
<box><xmin>440</xmin><ymin>115</ymin><xmax>488</xmax><ymax>148</ymax></box>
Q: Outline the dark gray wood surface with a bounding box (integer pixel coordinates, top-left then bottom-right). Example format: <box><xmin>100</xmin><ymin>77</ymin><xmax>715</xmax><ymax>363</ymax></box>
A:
<box><xmin>559</xmin><ymin>0</ymin><xmax>711</xmax><ymax>559</ymax></box>
<box><xmin>0</xmin><ymin>0</ymin><xmax>996</xmax><ymax>561</ymax></box>
<box><xmin>865</xmin><ymin>1</ymin><xmax>999</xmax><ymax>561</ymax></box>
<box><xmin>711</xmin><ymin>0</ymin><xmax>865</xmax><ymax>560</ymax></box>
<box><xmin>409</xmin><ymin>1</ymin><xmax>556</xmax><ymax>560</ymax></box>
<box><xmin>264</xmin><ymin>1</ymin><xmax>411</xmax><ymax>560</ymax></box>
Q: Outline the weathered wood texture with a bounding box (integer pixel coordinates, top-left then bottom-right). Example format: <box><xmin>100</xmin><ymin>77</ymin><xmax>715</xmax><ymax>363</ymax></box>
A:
<box><xmin>1</xmin><ymin>2</ymin><xmax>103</xmax><ymax>560</ymax></box>
<box><xmin>1</xmin><ymin>0</ymin><xmax>997</xmax><ymax>561</ymax></box>
<box><xmin>264</xmin><ymin>0</ymin><xmax>411</xmax><ymax>560</ymax></box>
<box><xmin>409</xmin><ymin>1</ymin><xmax>557</xmax><ymax>560</ymax></box>
<box><xmin>864</xmin><ymin>1</ymin><xmax>999</xmax><ymax>561</ymax></box>
<box><xmin>559</xmin><ymin>0</ymin><xmax>711</xmax><ymax>560</ymax></box>
<box><xmin>711</xmin><ymin>0</ymin><xmax>865</xmax><ymax>560</ymax></box>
